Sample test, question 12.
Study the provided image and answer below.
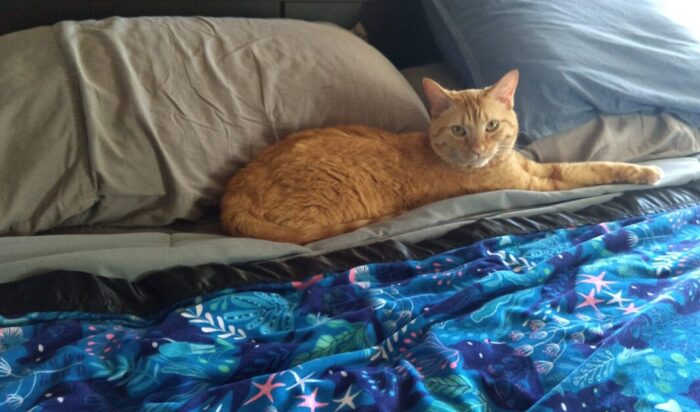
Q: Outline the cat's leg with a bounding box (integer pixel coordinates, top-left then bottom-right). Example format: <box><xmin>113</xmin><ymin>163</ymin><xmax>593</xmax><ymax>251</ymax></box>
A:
<box><xmin>523</xmin><ymin>160</ymin><xmax>663</xmax><ymax>190</ymax></box>
<box><xmin>524</xmin><ymin>175</ymin><xmax>581</xmax><ymax>191</ymax></box>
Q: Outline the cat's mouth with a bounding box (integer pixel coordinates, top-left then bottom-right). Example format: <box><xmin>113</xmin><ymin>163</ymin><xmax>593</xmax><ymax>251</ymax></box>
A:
<box><xmin>437</xmin><ymin>152</ymin><xmax>494</xmax><ymax>169</ymax></box>
<box><xmin>467</xmin><ymin>156</ymin><xmax>491</xmax><ymax>168</ymax></box>
<box><xmin>430</xmin><ymin>140</ymin><xmax>498</xmax><ymax>169</ymax></box>
<box><xmin>452</xmin><ymin>150</ymin><xmax>495</xmax><ymax>168</ymax></box>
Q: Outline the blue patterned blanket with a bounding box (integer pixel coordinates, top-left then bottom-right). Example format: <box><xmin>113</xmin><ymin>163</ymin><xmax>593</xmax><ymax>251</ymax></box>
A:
<box><xmin>2</xmin><ymin>206</ymin><xmax>700</xmax><ymax>411</ymax></box>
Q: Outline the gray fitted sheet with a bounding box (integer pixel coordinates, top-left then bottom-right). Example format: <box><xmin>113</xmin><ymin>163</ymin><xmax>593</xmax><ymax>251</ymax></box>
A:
<box><xmin>2</xmin><ymin>156</ymin><xmax>699</xmax><ymax>283</ymax></box>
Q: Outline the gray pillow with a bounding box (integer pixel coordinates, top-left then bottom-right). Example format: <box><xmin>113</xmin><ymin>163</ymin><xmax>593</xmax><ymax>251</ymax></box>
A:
<box><xmin>0</xmin><ymin>17</ymin><xmax>429</xmax><ymax>235</ymax></box>
<box><xmin>522</xmin><ymin>113</ymin><xmax>700</xmax><ymax>164</ymax></box>
<box><xmin>0</xmin><ymin>27</ymin><xmax>97</xmax><ymax>236</ymax></box>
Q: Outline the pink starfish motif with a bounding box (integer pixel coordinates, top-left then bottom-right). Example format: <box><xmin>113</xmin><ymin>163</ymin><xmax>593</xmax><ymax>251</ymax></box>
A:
<box><xmin>348</xmin><ymin>268</ymin><xmax>358</xmax><ymax>284</ymax></box>
<box><xmin>618</xmin><ymin>302</ymin><xmax>641</xmax><ymax>315</ymax></box>
<box><xmin>604</xmin><ymin>290</ymin><xmax>632</xmax><ymax>306</ymax></box>
<box><xmin>244</xmin><ymin>373</ymin><xmax>285</xmax><ymax>405</ymax></box>
<box><xmin>577</xmin><ymin>272</ymin><xmax>617</xmax><ymax>293</ymax></box>
<box><xmin>297</xmin><ymin>388</ymin><xmax>329</xmax><ymax>412</ymax></box>
<box><xmin>576</xmin><ymin>288</ymin><xmax>604</xmax><ymax>312</ymax></box>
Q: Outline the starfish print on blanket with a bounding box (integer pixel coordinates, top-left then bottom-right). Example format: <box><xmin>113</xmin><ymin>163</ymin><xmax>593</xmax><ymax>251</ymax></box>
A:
<box><xmin>297</xmin><ymin>388</ymin><xmax>329</xmax><ymax>412</ymax></box>
<box><xmin>577</xmin><ymin>271</ymin><xmax>617</xmax><ymax>293</ymax></box>
<box><xmin>243</xmin><ymin>373</ymin><xmax>285</xmax><ymax>405</ymax></box>
<box><xmin>576</xmin><ymin>288</ymin><xmax>604</xmax><ymax>311</ymax></box>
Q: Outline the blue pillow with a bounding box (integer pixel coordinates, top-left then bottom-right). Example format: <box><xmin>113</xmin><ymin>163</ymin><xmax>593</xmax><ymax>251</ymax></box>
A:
<box><xmin>422</xmin><ymin>0</ymin><xmax>700</xmax><ymax>139</ymax></box>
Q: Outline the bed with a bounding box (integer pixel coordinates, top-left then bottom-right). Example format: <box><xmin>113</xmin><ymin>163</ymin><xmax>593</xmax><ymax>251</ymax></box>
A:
<box><xmin>1</xmin><ymin>1</ymin><xmax>700</xmax><ymax>411</ymax></box>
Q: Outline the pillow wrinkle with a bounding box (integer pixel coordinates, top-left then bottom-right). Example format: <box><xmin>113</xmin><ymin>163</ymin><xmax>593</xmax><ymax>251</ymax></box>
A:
<box><xmin>0</xmin><ymin>17</ymin><xmax>428</xmax><ymax>233</ymax></box>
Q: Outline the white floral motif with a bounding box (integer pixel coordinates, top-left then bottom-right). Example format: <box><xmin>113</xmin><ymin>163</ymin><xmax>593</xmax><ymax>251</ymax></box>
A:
<box><xmin>4</xmin><ymin>394</ymin><xmax>23</xmax><ymax>409</ymax></box>
<box><xmin>0</xmin><ymin>328</ymin><xmax>24</xmax><ymax>351</ymax></box>
<box><xmin>535</xmin><ymin>360</ymin><xmax>553</xmax><ymax>374</ymax></box>
<box><xmin>653</xmin><ymin>252</ymin><xmax>683</xmax><ymax>276</ymax></box>
<box><xmin>544</xmin><ymin>343</ymin><xmax>561</xmax><ymax>357</ymax></box>
<box><xmin>570</xmin><ymin>332</ymin><xmax>585</xmax><ymax>343</ymax></box>
<box><xmin>509</xmin><ymin>331</ymin><xmax>524</xmax><ymax>342</ymax></box>
<box><xmin>486</xmin><ymin>249</ymin><xmax>534</xmax><ymax>273</ymax></box>
<box><xmin>530</xmin><ymin>330</ymin><xmax>548</xmax><ymax>340</ymax></box>
<box><xmin>514</xmin><ymin>345</ymin><xmax>534</xmax><ymax>357</ymax></box>
<box><xmin>0</xmin><ymin>356</ymin><xmax>75</xmax><ymax>410</ymax></box>
<box><xmin>0</xmin><ymin>358</ymin><xmax>11</xmax><ymax>378</ymax></box>
<box><xmin>571</xmin><ymin>349</ymin><xmax>615</xmax><ymax>387</ymax></box>
<box><xmin>181</xmin><ymin>304</ymin><xmax>247</xmax><ymax>340</ymax></box>
<box><xmin>528</xmin><ymin>320</ymin><xmax>545</xmax><ymax>331</ymax></box>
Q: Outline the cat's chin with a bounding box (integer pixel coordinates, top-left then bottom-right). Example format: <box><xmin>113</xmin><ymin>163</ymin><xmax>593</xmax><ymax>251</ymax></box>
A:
<box><xmin>465</xmin><ymin>158</ymin><xmax>491</xmax><ymax>169</ymax></box>
<box><xmin>442</xmin><ymin>156</ymin><xmax>493</xmax><ymax>170</ymax></box>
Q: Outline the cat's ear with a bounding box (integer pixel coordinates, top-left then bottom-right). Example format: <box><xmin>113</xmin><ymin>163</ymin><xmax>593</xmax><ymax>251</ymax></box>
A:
<box><xmin>423</xmin><ymin>78</ymin><xmax>453</xmax><ymax>118</ymax></box>
<box><xmin>486</xmin><ymin>69</ymin><xmax>519</xmax><ymax>109</ymax></box>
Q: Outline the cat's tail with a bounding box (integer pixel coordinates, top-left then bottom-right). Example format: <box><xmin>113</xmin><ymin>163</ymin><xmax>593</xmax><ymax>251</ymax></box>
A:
<box><xmin>222</xmin><ymin>211</ymin><xmax>373</xmax><ymax>245</ymax></box>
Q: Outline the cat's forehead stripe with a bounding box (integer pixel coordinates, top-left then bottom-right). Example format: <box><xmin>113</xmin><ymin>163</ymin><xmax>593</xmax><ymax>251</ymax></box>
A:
<box><xmin>457</xmin><ymin>95</ymin><xmax>484</xmax><ymax>123</ymax></box>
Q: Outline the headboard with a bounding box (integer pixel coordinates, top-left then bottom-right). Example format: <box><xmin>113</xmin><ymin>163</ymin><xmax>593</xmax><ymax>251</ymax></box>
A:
<box><xmin>0</xmin><ymin>0</ymin><xmax>441</xmax><ymax>69</ymax></box>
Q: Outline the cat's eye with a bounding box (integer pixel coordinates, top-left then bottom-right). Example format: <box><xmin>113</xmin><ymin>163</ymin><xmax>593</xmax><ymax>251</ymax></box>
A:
<box><xmin>485</xmin><ymin>120</ymin><xmax>500</xmax><ymax>132</ymax></box>
<box><xmin>451</xmin><ymin>125</ymin><xmax>467</xmax><ymax>136</ymax></box>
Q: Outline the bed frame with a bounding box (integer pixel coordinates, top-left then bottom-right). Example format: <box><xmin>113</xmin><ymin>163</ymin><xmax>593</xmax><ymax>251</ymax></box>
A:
<box><xmin>0</xmin><ymin>0</ymin><xmax>440</xmax><ymax>69</ymax></box>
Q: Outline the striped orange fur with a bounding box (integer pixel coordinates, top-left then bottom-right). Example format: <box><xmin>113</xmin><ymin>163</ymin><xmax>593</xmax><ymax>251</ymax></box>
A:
<box><xmin>220</xmin><ymin>70</ymin><xmax>662</xmax><ymax>244</ymax></box>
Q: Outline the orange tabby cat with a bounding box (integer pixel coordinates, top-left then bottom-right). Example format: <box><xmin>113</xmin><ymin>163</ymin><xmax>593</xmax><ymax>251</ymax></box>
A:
<box><xmin>221</xmin><ymin>70</ymin><xmax>662</xmax><ymax>244</ymax></box>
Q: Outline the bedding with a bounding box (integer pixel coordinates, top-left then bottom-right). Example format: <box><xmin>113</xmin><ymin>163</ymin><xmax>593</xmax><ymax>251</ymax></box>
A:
<box><xmin>422</xmin><ymin>0</ymin><xmax>700</xmax><ymax>139</ymax></box>
<box><xmin>2</xmin><ymin>156</ymin><xmax>699</xmax><ymax>282</ymax></box>
<box><xmin>521</xmin><ymin>113</ymin><xmax>700</xmax><ymax>164</ymax></box>
<box><xmin>0</xmin><ymin>17</ymin><xmax>429</xmax><ymax>236</ymax></box>
<box><xmin>1</xmin><ymin>190</ymin><xmax>700</xmax><ymax>410</ymax></box>
<box><xmin>0</xmin><ymin>27</ymin><xmax>96</xmax><ymax>237</ymax></box>
<box><xmin>4</xmin><ymin>9</ymin><xmax>700</xmax><ymax>410</ymax></box>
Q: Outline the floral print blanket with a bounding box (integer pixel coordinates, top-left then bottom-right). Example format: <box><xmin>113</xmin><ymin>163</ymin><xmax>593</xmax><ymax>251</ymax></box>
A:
<box><xmin>1</xmin><ymin>206</ymin><xmax>700</xmax><ymax>411</ymax></box>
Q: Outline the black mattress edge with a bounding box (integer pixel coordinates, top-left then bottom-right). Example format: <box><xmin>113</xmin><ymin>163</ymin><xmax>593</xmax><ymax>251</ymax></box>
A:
<box><xmin>4</xmin><ymin>180</ymin><xmax>700</xmax><ymax>318</ymax></box>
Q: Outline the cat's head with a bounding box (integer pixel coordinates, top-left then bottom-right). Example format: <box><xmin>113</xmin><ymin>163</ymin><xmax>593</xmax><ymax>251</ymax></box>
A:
<box><xmin>423</xmin><ymin>70</ymin><xmax>519</xmax><ymax>169</ymax></box>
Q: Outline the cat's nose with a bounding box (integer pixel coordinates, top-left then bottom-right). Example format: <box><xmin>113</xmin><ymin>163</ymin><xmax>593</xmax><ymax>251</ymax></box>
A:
<box><xmin>468</xmin><ymin>142</ymin><xmax>486</xmax><ymax>154</ymax></box>
<box><xmin>469</xmin><ymin>147</ymin><xmax>485</xmax><ymax>158</ymax></box>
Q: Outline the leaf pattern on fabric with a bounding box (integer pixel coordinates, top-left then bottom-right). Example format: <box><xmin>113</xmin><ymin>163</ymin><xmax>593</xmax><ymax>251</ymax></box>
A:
<box><xmin>182</xmin><ymin>304</ymin><xmax>248</xmax><ymax>340</ymax></box>
<box><xmin>424</xmin><ymin>374</ymin><xmax>475</xmax><ymax>398</ymax></box>
<box><xmin>2</xmin><ymin>206</ymin><xmax>700</xmax><ymax>410</ymax></box>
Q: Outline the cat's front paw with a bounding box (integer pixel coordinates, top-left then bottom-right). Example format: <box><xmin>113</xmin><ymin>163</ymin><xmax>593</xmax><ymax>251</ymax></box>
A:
<box><xmin>635</xmin><ymin>166</ymin><xmax>663</xmax><ymax>185</ymax></box>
